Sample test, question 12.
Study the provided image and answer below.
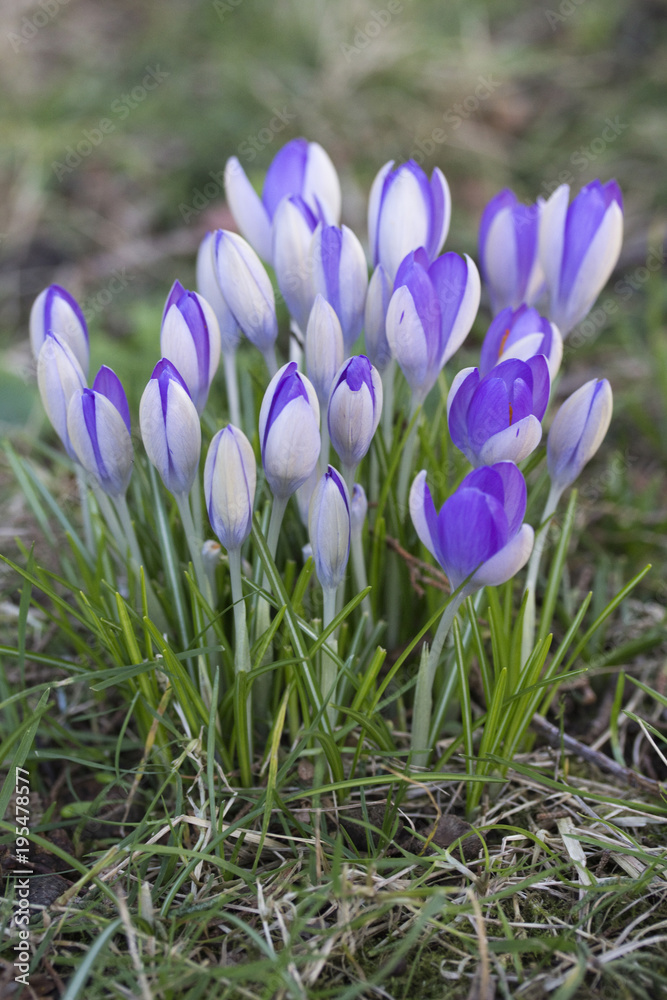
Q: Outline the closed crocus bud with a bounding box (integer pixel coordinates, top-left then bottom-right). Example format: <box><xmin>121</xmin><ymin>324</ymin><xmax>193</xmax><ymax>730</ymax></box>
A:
<box><xmin>160</xmin><ymin>280</ymin><xmax>222</xmax><ymax>414</ymax></box>
<box><xmin>364</xmin><ymin>263</ymin><xmax>393</xmax><ymax>373</ymax></box>
<box><xmin>478</xmin><ymin>189</ymin><xmax>544</xmax><ymax>313</ymax></box>
<box><xmin>204</xmin><ymin>425</ymin><xmax>256</xmax><ymax>551</ymax></box>
<box><xmin>225</xmin><ymin>138</ymin><xmax>341</xmax><ymax>265</ymax></box>
<box><xmin>448</xmin><ymin>356</ymin><xmax>550</xmax><ymax>468</ymax></box>
<box><xmin>37</xmin><ymin>333</ymin><xmax>86</xmax><ymax>459</ymax></box>
<box><xmin>259</xmin><ymin>362</ymin><xmax>321</xmax><ymax>499</ymax></box>
<box><xmin>368</xmin><ymin>160</ymin><xmax>451</xmax><ymax>282</ymax></box>
<box><xmin>30</xmin><ymin>284</ymin><xmax>89</xmax><ymax>377</ymax></box>
<box><xmin>540</xmin><ymin>180</ymin><xmax>623</xmax><ymax>336</ymax></box>
<box><xmin>480</xmin><ymin>305</ymin><xmax>562</xmax><ymax>379</ymax></box>
<box><xmin>350</xmin><ymin>483</ymin><xmax>368</xmax><ymax>535</ymax></box>
<box><xmin>311</xmin><ymin>224</ymin><xmax>368</xmax><ymax>352</ymax></box>
<box><xmin>139</xmin><ymin>359</ymin><xmax>201</xmax><ymax>496</ymax></box>
<box><xmin>305</xmin><ymin>294</ymin><xmax>345</xmax><ymax>407</ymax></box>
<box><xmin>328</xmin><ymin>356</ymin><xmax>382</xmax><ymax>473</ymax></box>
<box><xmin>547</xmin><ymin>378</ymin><xmax>612</xmax><ymax>496</ymax></box>
<box><xmin>410</xmin><ymin>462</ymin><xmax>534</xmax><ymax>594</ymax></box>
<box><xmin>67</xmin><ymin>374</ymin><xmax>133</xmax><ymax>497</ymax></box>
<box><xmin>214</xmin><ymin>230</ymin><xmax>278</xmax><ymax>359</ymax></box>
<box><xmin>309</xmin><ymin>466</ymin><xmax>351</xmax><ymax>592</ymax></box>
<box><xmin>196</xmin><ymin>232</ymin><xmax>241</xmax><ymax>355</ymax></box>
<box><xmin>273</xmin><ymin>195</ymin><xmax>318</xmax><ymax>333</ymax></box>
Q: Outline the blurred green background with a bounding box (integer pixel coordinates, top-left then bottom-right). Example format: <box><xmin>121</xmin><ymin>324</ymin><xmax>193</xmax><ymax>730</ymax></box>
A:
<box><xmin>1</xmin><ymin>0</ymin><xmax>666</xmax><ymax>593</ymax></box>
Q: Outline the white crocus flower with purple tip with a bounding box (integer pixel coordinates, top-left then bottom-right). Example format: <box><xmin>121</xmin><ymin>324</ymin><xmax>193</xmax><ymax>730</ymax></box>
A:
<box><xmin>311</xmin><ymin>224</ymin><xmax>368</xmax><ymax>353</ymax></box>
<box><xmin>214</xmin><ymin>230</ymin><xmax>279</xmax><ymax>373</ymax></box>
<box><xmin>273</xmin><ymin>195</ymin><xmax>319</xmax><ymax>334</ymax></box>
<box><xmin>478</xmin><ymin>189</ymin><xmax>544</xmax><ymax>313</ymax></box>
<box><xmin>204</xmin><ymin>425</ymin><xmax>256</xmax><ymax>552</ymax></box>
<box><xmin>540</xmin><ymin>179</ymin><xmax>623</xmax><ymax>336</ymax></box>
<box><xmin>67</xmin><ymin>368</ymin><xmax>133</xmax><ymax>497</ymax></box>
<box><xmin>305</xmin><ymin>294</ymin><xmax>345</xmax><ymax>409</ymax></box>
<box><xmin>448</xmin><ymin>356</ymin><xmax>550</xmax><ymax>468</ymax></box>
<box><xmin>259</xmin><ymin>362</ymin><xmax>321</xmax><ymax>500</ymax></box>
<box><xmin>309</xmin><ymin>466</ymin><xmax>351</xmax><ymax>594</ymax></box>
<box><xmin>364</xmin><ymin>263</ymin><xmax>393</xmax><ymax>373</ymax></box>
<box><xmin>37</xmin><ymin>332</ymin><xmax>86</xmax><ymax>459</ymax></box>
<box><xmin>368</xmin><ymin>159</ymin><xmax>451</xmax><ymax>282</ymax></box>
<box><xmin>480</xmin><ymin>305</ymin><xmax>562</xmax><ymax>379</ymax></box>
<box><xmin>328</xmin><ymin>355</ymin><xmax>382</xmax><ymax>483</ymax></box>
<box><xmin>139</xmin><ymin>359</ymin><xmax>201</xmax><ymax>497</ymax></box>
<box><xmin>30</xmin><ymin>284</ymin><xmax>89</xmax><ymax>377</ymax></box>
<box><xmin>410</xmin><ymin>462</ymin><xmax>534</xmax><ymax>594</ymax></box>
<box><xmin>196</xmin><ymin>232</ymin><xmax>241</xmax><ymax>356</ymax></box>
<box><xmin>547</xmin><ymin>378</ymin><xmax>613</xmax><ymax>498</ymax></box>
<box><xmin>225</xmin><ymin>138</ymin><xmax>341</xmax><ymax>265</ymax></box>
<box><xmin>160</xmin><ymin>280</ymin><xmax>221</xmax><ymax>414</ymax></box>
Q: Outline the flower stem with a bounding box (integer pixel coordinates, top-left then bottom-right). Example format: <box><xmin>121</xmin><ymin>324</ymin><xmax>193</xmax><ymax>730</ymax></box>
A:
<box><xmin>381</xmin><ymin>359</ymin><xmax>395</xmax><ymax>447</ymax></box>
<box><xmin>521</xmin><ymin>484</ymin><xmax>562</xmax><ymax>666</ymax></box>
<box><xmin>112</xmin><ymin>493</ymin><xmax>166</xmax><ymax>631</ymax></box>
<box><xmin>175</xmin><ymin>491</ymin><xmax>211</xmax><ymax>607</ymax></box>
<box><xmin>253</xmin><ymin>494</ymin><xmax>289</xmax><ymax>721</ymax></box>
<box><xmin>222</xmin><ymin>347</ymin><xmax>241</xmax><ymax>428</ymax></box>
<box><xmin>351</xmin><ymin>521</ymin><xmax>373</xmax><ymax>636</ymax></box>
<box><xmin>396</xmin><ymin>396</ymin><xmax>421</xmax><ymax>518</ymax></box>
<box><xmin>410</xmin><ymin>590</ymin><xmax>466</xmax><ymax>768</ymax></box>
<box><xmin>320</xmin><ymin>585</ymin><xmax>338</xmax><ymax>727</ymax></box>
<box><xmin>75</xmin><ymin>465</ymin><xmax>94</xmax><ymax>555</ymax></box>
<box><xmin>229</xmin><ymin>546</ymin><xmax>252</xmax><ymax>785</ymax></box>
<box><xmin>263</xmin><ymin>345</ymin><xmax>278</xmax><ymax>380</ymax></box>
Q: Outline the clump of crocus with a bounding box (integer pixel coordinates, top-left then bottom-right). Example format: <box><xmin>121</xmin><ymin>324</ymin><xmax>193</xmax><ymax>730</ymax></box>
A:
<box><xmin>478</xmin><ymin>189</ymin><xmax>543</xmax><ymax>313</ymax></box>
<box><xmin>160</xmin><ymin>280</ymin><xmax>221</xmax><ymax>414</ymax></box>
<box><xmin>448</xmin><ymin>356</ymin><xmax>550</xmax><ymax>468</ymax></box>
<box><xmin>368</xmin><ymin>160</ymin><xmax>451</xmax><ymax>281</ymax></box>
<box><xmin>479</xmin><ymin>305</ymin><xmax>562</xmax><ymax>379</ymax></box>
<box><xmin>540</xmin><ymin>179</ymin><xmax>623</xmax><ymax>336</ymax></box>
<box><xmin>225</xmin><ymin>137</ymin><xmax>341</xmax><ymax>264</ymax></box>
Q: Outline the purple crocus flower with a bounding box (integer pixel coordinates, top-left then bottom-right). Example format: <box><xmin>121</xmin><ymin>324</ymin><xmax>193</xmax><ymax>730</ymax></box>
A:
<box><xmin>272</xmin><ymin>195</ymin><xmax>319</xmax><ymax>333</ymax></box>
<box><xmin>368</xmin><ymin>160</ymin><xmax>451</xmax><ymax>282</ymax></box>
<box><xmin>328</xmin><ymin>355</ymin><xmax>383</xmax><ymax>474</ymax></box>
<box><xmin>385</xmin><ymin>248</ymin><xmax>480</xmax><ymax>403</ymax></box>
<box><xmin>540</xmin><ymin>180</ymin><xmax>623</xmax><ymax>336</ymax></box>
<box><xmin>311</xmin><ymin>224</ymin><xmax>368</xmax><ymax>352</ymax></box>
<box><xmin>547</xmin><ymin>378</ymin><xmax>613</xmax><ymax>497</ymax></box>
<box><xmin>139</xmin><ymin>359</ymin><xmax>201</xmax><ymax>496</ymax></box>
<box><xmin>204</xmin><ymin>425</ymin><xmax>256</xmax><ymax>552</ymax></box>
<box><xmin>160</xmin><ymin>280</ymin><xmax>222</xmax><ymax>414</ymax></box>
<box><xmin>480</xmin><ymin>305</ymin><xmax>562</xmax><ymax>379</ymax></box>
<box><xmin>308</xmin><ymin>466</ymin><xmax>351</xmax><ymax>592</ymax></box>
<box><xmin>478</xmin><ymin>189</ymin><xmax>544</xmax><ymax>313</ymax></box>
<box><xmin>213</xmin><ymin>230</ymin><xmax>278</xmax><ymax>363</ymax></box>
<box><xmin>258</xmin><ymin>362</ymin><xmax>321</xmax><ymax>499</ymax></box>
<box><xmin>224</xmin><ymin>138</ymin><xmax>341</xmax><ymax>264</ymax></box>
<box><xmin>67</xmin><ymin>367</ymin><xmax>133</xmax><ymax>496</ymax></box>
<box><xmin>30</xmin><ymin>284</ymin><xmax>89</xmax><ymax>377</ymax></box>
<box><xmin>410</xmin><ymin>461</ymin><xmax>534</xmax><ymax>593</ymax></box>
<box><xmin>448</xmin><ymin>356</ymin><xmax>550</xmax><ymax>468</ymax></box>
<box><xmin>36</xmin><ymin>332</ymin><xmax>86</xmax><ymax>459</ymax></box>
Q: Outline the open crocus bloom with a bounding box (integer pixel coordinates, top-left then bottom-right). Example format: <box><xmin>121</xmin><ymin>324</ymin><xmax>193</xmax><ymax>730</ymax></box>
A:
<box><xmin>479</xmin><ymin>305</ymin><xmax>562</xmax><ymax>380</ymax></box>
<box><xmin>410</xmin><ymin>462</ymin><xmax>534</xmax><ymax>594</ymax></box>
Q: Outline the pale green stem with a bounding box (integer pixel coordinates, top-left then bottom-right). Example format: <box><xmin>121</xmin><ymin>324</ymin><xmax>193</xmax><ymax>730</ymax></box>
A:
<box><xmin>263</xmin><ymin>345</ymin><xmax>278</xmax><ymax>379</ymax></box>
<box><xmin>92</xmin><ymin>484</ymin><xmax>123</xmax><ymax>547</ymax></box>
<box><xmin>190</xmin><ymin>473</ymin><xmax>203</xmax><ymax>543</ymax></box>
<box><xmin>521</xmin><ymin>484</ymin><xmax>562</xmax><ymax>667</ymax></box>
<box><xmin>396</xmin><ymin>396</ymin><xmax>421</xmax><ymax>518</ymax></box>
<box><xmin>174</xmin><ymin>491</ymin><xmax>211</xmax><ymax>607</ymax></box>
<box><xmin>351</xmin><ymin>522</ymin><xmax>373</xmax><ymax>636</ymax></box>
<box><xmin>75</xmin><ymin>465</ymin><xmax>94</xmax><ymax>555</ymax></box>
<box><xmin>321</xmin><ymin>586</ymin><xmax>338</xmax><ymax>727</ymax></box>
<box><xmin>112</xmin><ymin>493</ymin><xmax>166</xmax><ymax>631</ymax></box>
<box><xmin>254</xmin><ymin>494</ymin><xmax>289</xmax><ymax>720</ymax></box>
<box><xmin>410</xmin><ymin>591</ymin><xmax>466</xmax><ymax>768</ymax></box>
<box><xmin>222</xmin><ymin>347</ymin><xmax>241</xmax><ymax>428</ymax></box>
<box><xmin>319</xmin><ymin>415</ymin><xmax>330</xmax><ymax>472</ymax></box>
<box><xmin>381</xmin><ymin>359</ymin><xmax>396</xmax><ymax>447</ymax></box>
<box><xmin>229</xmin><ymin>546</ymin><xmax>252</xmax><ymax>774</ymax></box>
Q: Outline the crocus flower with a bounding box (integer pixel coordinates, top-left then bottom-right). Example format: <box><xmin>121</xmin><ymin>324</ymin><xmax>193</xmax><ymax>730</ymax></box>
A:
<box><xmin>36</xmin><ymin>332</ymin><xmax>86</xmax><ymax>459</ymax></box>
<box><xmin>368</xmin><ymin>160</ymin><xmax>451</xmax><ymax>281</ymax></box>
<box><xmin>258</xmin><ymin>362</ymin><xmax>320</xmax><ymax>499</ymax></box>
<box><xmin>204</xmin><ymin>425</ymin><xmax>256</xmax><ymax>552</ymax></box>
<box><xmin>30</xmin><ymin>284</ymin><xmax>89</xmax><ymax>377</ymax></box>
<box><xmin>448</xmin><ymin>356</ymin><xmax>550</xmax><ymax>468</ymax></box>
<box><xmin>214</xmin><ymin>230</ymin><xmax>278</xmax><ymax>367</ymax></box>
<box><xmin>308</xmin><ymin>466</ymin><xmax>351</xmax><ymax>592</ymax></box>
<box><xmin>139</xmin><ymin>359</ymin><xmax>201</xmax><ymax>496</ymax></box>
<box><xmin>540</xmin><ymin>180</ymin><xmax>623</xmax><ymax>336</ymax></box>
<box><xmin>328</xmin><ymin>356</ymin><xmax>382</xmax><ymax>475</ymax></box>
<box><xmin>225</xmin><ymin>138</ymin><xmax>341</xmax><ymax>264</ymax></box>
<box><xmin>410</xmin><ymin>461</ymin><xmax>534</xmax><ymax>593</ymax></box>
<box><xmin>478</xmin><ymin>189</ymin><xmax>543</xmax><ymax>313</ymax></box>
<box><xmin>480</xmin><ymin>305</ymin><xmax>562</xmax><ymax>379</ymax></box>
<box><xmin>67</xmin><ymin>368</ymin><xmax>133</xmax><ymax>497</ymax></box>
<box><xmin>364</xmin><ymin>263</ymin><xmax>393</xmax><ymax>373</ymax></box>
<box><xmin>196</xmin><ymin>232</ymin><xmax>241</xmax><ymax>355</ymax></box>
<box><xmin>160</xmin><ymin>280</ymin><xmax>222</xmax><ymax>414</ymax></box>
<box><xmin>311</xmin><ymin>224</ymin><xmax>368</xmax><ymax>352</ymax></box>
<box><xmin>272</xmin><ymin>195</ymin><xmax>319</xmax><ymax>334</ymax></box>
<box><xmin>305</xmin><ymin>294</ymin><xmax>344</xmax><ymax>408</ymax></box>
<box><xmin>547</xmin><ymin>378</ymin><xmax>613</xmax><ymax>497</ymax></box>
<box><xmin>385</xmin><ymin>248</ymin><xmax>480</xmax><ymax>403</ymax></box>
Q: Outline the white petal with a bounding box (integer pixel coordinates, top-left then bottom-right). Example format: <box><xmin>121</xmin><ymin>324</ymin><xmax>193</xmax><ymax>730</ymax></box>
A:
<box><xmin>368</xmin><ymin>160</ymin><xmax>394</xmax><ymax>265</ymax></box>
<box><xmin>224</xmin><ymin>157</ymin><xmax>273</xmax><ymax>263</ymax></box>
<box><xmin>473</xmin><ymin>524</ymin><xmax>534</xmax><ymax>588</ymax></box>
<box><xmin>478</xmin><ymin>416</ymin><xmax>543</xmax><ymax>467</ymax></box>
<box><xmin>557</xmin><ymin>201</ymin><xmax>623</xmax><ymax>334</ymax></box>
<box><xmin>539</xmin><ymin>184</ymin><xmax>570</xmax><ymax>314</ymax></box>
<box><xmin>441</xmin><ymin>255</ymin><xmax>481</xmax><ymax>365</ymax></box>
<box><xmin>303</xmin><ymin>142</ymin><xmax>341</xmax><ymax>225</ymax></box>
<box><xmin>385</xmin><ymin>286</ymin><xmax>430</xmax><ymax>395</ymax></box>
